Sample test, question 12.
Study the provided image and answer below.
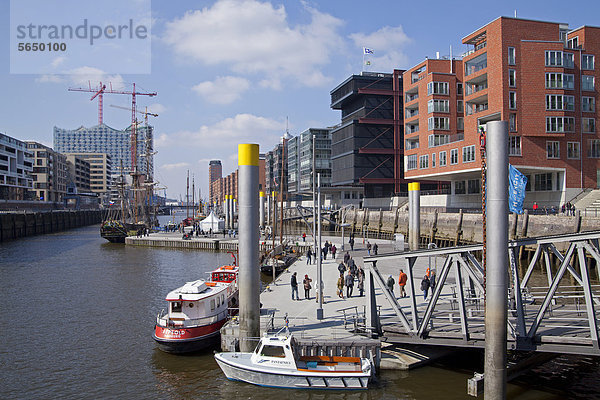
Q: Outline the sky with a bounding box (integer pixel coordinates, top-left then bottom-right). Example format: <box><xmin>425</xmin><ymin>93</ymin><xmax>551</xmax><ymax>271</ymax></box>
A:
<box><xmin>1</xmin><ymin>0</ymin><xmax>599</xmax><ymax>200</ymax></box>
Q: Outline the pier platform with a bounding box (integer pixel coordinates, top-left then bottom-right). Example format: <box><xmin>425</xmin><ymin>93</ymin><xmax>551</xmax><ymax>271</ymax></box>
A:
<box><xmin>221</xmin><ymin>236</ymin><xmax>455</xmax><ymax>370</ymax></box>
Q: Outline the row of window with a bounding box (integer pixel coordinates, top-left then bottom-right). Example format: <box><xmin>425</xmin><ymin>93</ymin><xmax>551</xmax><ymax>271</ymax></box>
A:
<box><xmin>545</xmin><ymin>73</ymin><xmax>594</xmax><ymax>90</ymax></box>
<box><xmin>546</xmin><ymin>116</ymin><xmax>595</xmax><ymax>133</ymax></box>
<box><xmin>545</xmin><ymin>50</ymin><xmax>594</xmax><ymax>70</ymax></box>
<box><xmin>546</xmin><ymin>141</ymin><xmax>581</xmax><ymax>159</ymax></box>
<box><xmin>406</xmin><ymin>145</ymin><xmax>476</xmax><ymax>170</ymax></box>
<box><xmin>545</xmin><ymin>95</ymin><xmax>595</xmax><ymax>111</ymax></box>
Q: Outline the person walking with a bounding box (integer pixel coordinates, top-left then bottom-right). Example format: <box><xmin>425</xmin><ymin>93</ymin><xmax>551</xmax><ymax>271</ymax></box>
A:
<box><xmin>373</xmin><ymin>243</ymin><xmax>378</xmax><ymax>255</ymax></box>
<box><xmin>430</xmin><ymin>270</ymin><xmax>437</xmax><ymax>292</ymax></box>
<box><xmin>331</xmin><ymin>244</ymin><xmax>337</xmax><ymax>259</ymax></box>
<box><xmin>348</xmin><ymin>258</ymin><xmax>357</xmax><ymax>277</ymax></box>
<box><xmin>303</xmin><ymin>274</ymin><xmax>312</xmax><ymax>300</ymax></box>
<box><xmin>398</xmin><ymin>269</ymin><xmax>408</xmax><ymax>298</ymax></box>
<box><xmin>343</xmin><ymin>251</ymin><xmax>350</xmax><ymax>266</ymax></box>
<box><xmin>421</xmin><ymin>275</ymin><xmax>430</xmax><ymax>300</ymax></box>
<box><xmin>338</xmin><ymin>262</ymin><xmax>346</xmax><ymax>275</ymax></box>
<box><xmin>533</xmin><ymin>202</ymin><xmax>539</xmax><ymax>214</ymax></box>
<box><xmin>322</xmin><ymin>244</ymin><xmax>329</xmax><ymax>260</ymax></box>
<box><xmin>386</xmin><ymin>275</ymin><xmax>395</xmax><ymax>296</ymax></box>
<box><xmin>357</xmin><ymin>267</ymin><xmax>365</xmax><ymax>296</ymax></box>
<box><xmin>349</xmin><ymin>237</ymin><xmax>355</xmax><ymax>251</ymax></box>
<box><xmin>366</xmin><ymin>241</ymin><xmax>372</xmax><ymax>255</ymax></box>
<box><xmin>337</xmin><ymin>273</ymin><xmax>345</xmax><ymax>299</ymax></box>
<box><xmin>306</xmin><ymin>248</ymin><xmax>312</xmax><ymax>265</ymax></box>
<box><xmin>291</xmin><ymin>272</ymin><xmax>299</xmax><ymax>300</ymax></box>
<box><xmin>345</xmin><ymin>272</ymin><xmax>354</xmax><ymax>298</ymax></box>
<box><xmin>302</xmin><ymin>232</ymin><xmax>306</xmax><ymax>242</ymax></box>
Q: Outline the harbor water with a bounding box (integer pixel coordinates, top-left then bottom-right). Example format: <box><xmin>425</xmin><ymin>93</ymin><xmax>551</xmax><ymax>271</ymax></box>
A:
<box><xmin>1</xmin><ymin>224</ymin><xmax>598</xmax><ymax>399</ymax></box>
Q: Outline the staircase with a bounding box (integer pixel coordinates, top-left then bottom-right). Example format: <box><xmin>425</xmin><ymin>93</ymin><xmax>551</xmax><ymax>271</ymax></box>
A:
<box><xmin>573</xmin><ymin>189</ymin><xmax>600</xmax><ymax>215</ymax></box>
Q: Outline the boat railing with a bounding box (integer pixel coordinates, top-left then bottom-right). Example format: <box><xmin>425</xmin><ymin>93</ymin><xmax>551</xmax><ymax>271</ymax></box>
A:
<box><xmin>156</xmin><ymin>309</ymin><xmax>230</xmax><ymax>327</ymax></box>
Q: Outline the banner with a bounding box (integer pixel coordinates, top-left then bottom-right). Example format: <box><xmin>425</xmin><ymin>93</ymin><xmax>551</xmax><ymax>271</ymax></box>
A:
<box><xmin>508</xmin><ymin>164</ymin><xmax>527</xmax><ymax>214</ymax></box>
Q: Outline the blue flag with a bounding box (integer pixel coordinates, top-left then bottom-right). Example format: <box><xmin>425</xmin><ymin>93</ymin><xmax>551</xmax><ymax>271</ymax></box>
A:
<box><xmin>509</xmin><ymin>164</ymin><xmax>527</xmax><ymax>214</ymax></box>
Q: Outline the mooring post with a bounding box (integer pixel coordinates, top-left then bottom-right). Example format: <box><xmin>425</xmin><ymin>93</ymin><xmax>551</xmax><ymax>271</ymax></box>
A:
<box><xmin>225</xmin><ymin>195</ymin><xmax>230</xmax><ymax>230</ymax></box>
<box><xmin>317</xmin><ymin>173</ymin><xmax>324</xmax><ymax>320</ymax></box>
<box><xmin>484</xmin><ymin>121</ymin><xmax>509</xmax><ymax>400</ymax></box>
<box><xmin>238</xmin><ymin>144</ymin><xmax>260</xmax><ymax>352</ymax></box>
<box><xmin>409</xmin><ymin>182</ymin><xmax>420</xmax><ymax>250</ymax></box>
<box><xmin>259</xmin><ymin>191</ymin><xmax>265</xmax><ymax>228</ymax></box>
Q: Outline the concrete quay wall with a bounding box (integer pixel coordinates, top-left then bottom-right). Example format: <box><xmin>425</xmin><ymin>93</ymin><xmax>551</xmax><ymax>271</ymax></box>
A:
<box><xmin>0</xmin><ymin>210</ymin><xmax>102</xmax><ymax>242</ymax></box>
<box><xmin>339</xmin><ymin>208</ymin><xmax>600</xmax><ymax>245</ymax></box>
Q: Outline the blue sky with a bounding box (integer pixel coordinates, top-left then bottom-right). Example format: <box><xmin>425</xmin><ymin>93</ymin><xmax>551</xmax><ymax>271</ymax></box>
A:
<box><xmin>1</xmin><ymin>0</ymin><xmax>598</xmax><ymax>199</ymax></box>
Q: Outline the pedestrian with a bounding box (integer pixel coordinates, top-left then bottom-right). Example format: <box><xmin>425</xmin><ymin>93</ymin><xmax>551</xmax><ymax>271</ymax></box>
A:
<box><xmin>338</xmin><ymin>262</ymin><xmax>346</xmax><ymax>275</ymax></box>
<box><xmin>373</xmin><ymin>243</ymin><xmax>378</xmax><ymax>255</ymax></box>
<box><xmin>337</xmin><ymin>273</ymin><xmax>345</xmax><ymax>299</ymax></box>
<box><xmin>343</xmin><ymin>251</ymin><xmax>350</xmax><ymax>266</ymax></box>
<box><xmin>357</xmin><ymin>267</ymin><xmax>365</xmax><ymax>296</ymax></box>
<box><xmin>367</xmin><ymin>241</ymin><xmax>372</xmax><ymax>255</ymax></box>
<box><xmin>533</xmin><ymin>202</ymin><xmax>539</xmax><ymax>214</ymax></box>
<box><xmin>349</xmin><ymin>237</ymin><xmax>355</xmax><ymax>251</ymax></box>
<box><xmin>303</xmin><ymin>274</ymin><xmax>312</xmax><ymax>300</ymax></box>
<box><xmin>398</xmin><ymin>269</ymin><xmax>408</xmax><ymax>298</ymax></box>
<box><xmin>386</xmin><ymin>275</ymin><xmax>395</xmax><ymax>295</ymax></box>
<box><xmin>345</xmin><ymin>272</ymin><xmax>354</xmax><ymax>298</ymax></box>
<box><xmin>430</xmin><ymin>270</ymin><xmax>437</xmax><ymax>292</ymax></box>
<box><xmin>306</xmin><ymin>248</ymin><xmax>312</xmax><ymax>265</ymax></box>
<box><xmin>348</xmin><ymin>258</ymin><xmax>357</xmax><ymax>276</ymax></box>
<box><xmin>421</xmin><ymin>275</ymin><xmax>430</xmax><ymax>300</ymax></box>
<box><xmin>302</xmin><ymin>232</ymin><xmax>306</xmax><ymax>242</ymax></box>
<box><xmin>322</xmin><ymin>244</ymin><xmax>328</xmax><ymax>260</ymax></box>
<box><xmin>331</xmin><ymin>244</ymin><xmax>337</xmax><ymax>259</ymax></box>
<box><xmin>291</xmin><ymin>272</ymin><xmax>299</xmax><ymax>300</ymax></box>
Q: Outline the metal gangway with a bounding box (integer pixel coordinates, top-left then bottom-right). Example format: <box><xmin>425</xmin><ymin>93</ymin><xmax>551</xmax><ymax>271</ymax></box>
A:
<box><xmin>364</xmin><ymin>230</ymin><xmax>600</xmax><ymax>356</ymax></box>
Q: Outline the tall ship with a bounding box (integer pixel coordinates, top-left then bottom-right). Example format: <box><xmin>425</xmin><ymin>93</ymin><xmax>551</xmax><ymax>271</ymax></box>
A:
<box><xmin>153</xmin><ymin>263</ymin><xmax>239</xmax><ymax>354</ymax></box>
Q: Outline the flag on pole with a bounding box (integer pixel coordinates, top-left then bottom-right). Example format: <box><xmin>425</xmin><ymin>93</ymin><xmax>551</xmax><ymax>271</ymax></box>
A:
<box><xmin>508</xmin><ymin>164</ymin><xmax>527</xmax><ymax>214</ymax></box>
<box><xmin>363</xmin><ymin>47</ymin><xmax>374</xmax><ymax>55</ymax></box>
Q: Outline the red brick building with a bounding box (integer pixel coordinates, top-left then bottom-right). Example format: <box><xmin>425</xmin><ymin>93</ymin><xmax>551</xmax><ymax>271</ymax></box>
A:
<box><xmin>403</xmin><ymin>17</ymin><xmax>599</xmax><ymax>209</ymax></box>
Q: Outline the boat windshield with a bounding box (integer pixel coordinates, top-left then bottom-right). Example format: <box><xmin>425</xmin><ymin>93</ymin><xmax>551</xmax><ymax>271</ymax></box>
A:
<box><xmin>260</xmin><ymin>345</ymin><xmax>286</xmax><ymax>358</ymax></box>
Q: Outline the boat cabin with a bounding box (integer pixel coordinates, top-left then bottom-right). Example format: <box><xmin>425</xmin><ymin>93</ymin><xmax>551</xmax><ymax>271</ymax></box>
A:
<box><xmin>211</xmin><ymin>265</ymin><xmax>238</xmax><ymax>283</ymax></box>
<box><xmin>250</xmin><ymin>335</ymin><xmax>298</xmax><ymax>369</ymax></box>
<box><xmin>165</xmin><ymin>279</ymin><xmax>230</xmax><ymax>325</ymax></box>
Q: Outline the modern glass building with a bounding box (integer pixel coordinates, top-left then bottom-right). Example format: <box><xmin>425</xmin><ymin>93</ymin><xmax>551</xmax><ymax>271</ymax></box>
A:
<box><xmin>53</xmin><ymin>123</ymin><xmax>153</xmax><ymax>179</ymax></box>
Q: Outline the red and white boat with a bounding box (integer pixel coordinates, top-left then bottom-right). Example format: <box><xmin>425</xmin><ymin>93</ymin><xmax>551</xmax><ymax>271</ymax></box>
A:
<box><xmin>153</xmin><ymin>264</ymin><xmax>239</xmax><ymax>354</ymax></box>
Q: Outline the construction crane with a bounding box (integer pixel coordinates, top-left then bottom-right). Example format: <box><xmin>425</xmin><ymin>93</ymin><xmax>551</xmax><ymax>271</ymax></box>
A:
<box><xmin>109</xmin><ymin>104</ymin><xmax>158</xmax><ymax>124</ymax></box>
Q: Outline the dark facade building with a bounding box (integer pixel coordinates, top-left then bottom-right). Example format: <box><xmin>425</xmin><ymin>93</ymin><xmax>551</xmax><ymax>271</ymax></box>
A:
<box><xmin>330</xmin><ymin>71</ymin><xmax>406</xmax><ymax>198</ymax></box>
<box><xmin>208</xmin><ymin>160</ymin><xmax>222</xmax><ymax>204</ymax></box>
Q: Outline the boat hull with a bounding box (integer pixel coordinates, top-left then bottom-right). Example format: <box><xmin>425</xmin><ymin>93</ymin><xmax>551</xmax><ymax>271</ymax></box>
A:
<box><xmin>214</xmin><ymin>354</ymin><xmax>370</xmax><ymax>390</ymax></box>
<box><xmin>153</xmin><ymin>319</ymin><xmax>227</xmax><ymax>354</ymax></box>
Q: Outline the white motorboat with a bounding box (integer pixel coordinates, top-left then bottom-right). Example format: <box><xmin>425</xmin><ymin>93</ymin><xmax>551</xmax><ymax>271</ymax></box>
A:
<box><xmin>214</xmin><ymin>334</ymin><xmax>372</xmax><ymax>389</ymax></box>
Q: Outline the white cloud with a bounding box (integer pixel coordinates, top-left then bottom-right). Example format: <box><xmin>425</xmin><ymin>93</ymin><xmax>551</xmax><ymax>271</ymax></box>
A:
<box><xmin>163</xmin><ymin>0</ymin><xmax>344</xmax><ymax>87</ymax></box>
<box><xmin>350</xmin><ymin>25</ymin><xmax>412</xmax><ymax>71</ymax></box>
<box><xmin>161</xmin><ymin>162</ymin><xmax>191</xmax><ymax>170</ymax></box>
<box><xmin>155</xmin><ymin>113</ymin><xmax>285</xmax><ymax>150</ymax></box>
<box><xmin>35</xmin><ymin>66</ymin><xmax>125</xmax><ymax>89</ymax></box>
<box><xmin>192</xmin><ymin>76</ymin><xmax>250</xmax><ymax>104</ymax></box>
<box><xmin>146</xmin><ymin>103</ymin><xmax>166</xmax><ymax>114</ymax></box>
<box><xmin>35</xmin><ymin>74</ymin><xmax>65</xmax><ymax>83</ymax></box>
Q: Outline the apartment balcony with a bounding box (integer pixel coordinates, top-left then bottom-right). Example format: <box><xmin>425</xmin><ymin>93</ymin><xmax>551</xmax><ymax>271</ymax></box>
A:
<box><xmin>465</xmin><ymin>73</ymin><xmax>488</xmax><ymax>97</ymax></box>
<box><xmin>464</xmin><ymin>52</ymin><xmax>487</xmax><ymax>78</ymax></box>
<box><xmin>405</xmin><ymin>123</ymin><xmax>420</xmax><ymax>135</ymax></box>
<box><xmin>405</xmin><ymin>107</ymin><xmax>419</xmax><ymax>119</ymax></box>
<box><xmin>466</xmin><ymin>95</ymin><xmax>489</xmax><ymax>116</ymax></box>
<box><xmin>405</xmin><ymin>91</ymin><xmax>419</xmax><ymax>103</ymax></box>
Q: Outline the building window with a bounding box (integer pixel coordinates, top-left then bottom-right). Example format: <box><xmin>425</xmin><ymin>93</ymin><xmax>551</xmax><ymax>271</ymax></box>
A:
<box><xmin>509</xmin><ymin>113</ymin><xmax>517</xmax><ymax>132</ymax></box>
<box><xmin>546</xmin><ymin>117</ymin><xmax>563</xmax><ymax>133</ymax></box>
<box><xmin>468</xmin><ymin>179</ymin><xmax>481</xmax><ymax>194</ymax></box>
<box><xmin>564</xmin><ymin>95</ymin><xmax>575</xmax><ymax>111</ymax></box>
<box><xmin>546</xmin><ymin>141</ymin><xmax>560</xmax><ymax>159</ymax></box>
<box><xmin>567</xmin><ymin>142</ymin><xmax>580</xmax><ymax>159</ymax></box>
<box><xmin>582</xmin><ymin>97</ymin><xmax>595</xmax><ymax>112</ymax></box>
<box><xmin>455</xmin><ymin>181</ymin><xmax>466</xmax><ymax>194</ymax></box>
<box><xmin>509</xmin><ymin>92</ymin><xmax>517</xmax><ymax>109</ymax></box>
<box><xmin>509</xmin><ymin>136</ymin><xmax>521</xmax><ymax>156</ymax></box>
<box><xmin>508</xmin><ymin>47</ymin><xmax>516</xmax><ymax>65</ymax></box>
<box><xmin>419</xmin><ymin>155</ymin><xmax>429</xmax><ymax>169</ymax></box>
<box><xmin>450</xmin><ymin>148</ymin><xmax>458</xmax><ymax>165</ymax></box>
<box><xmin>457</xmin><ymin>117</ymin><xmax>464</xmax><ymax>131</ymax></box>
<box><xmin>457</xmin><ymin>83</ymin><xmax>463</xmax><ymax>95</ymax></box>
<box><xmin>427</xmin><ymin>99</ymin><xmax>449</xmax><ymax>113</ymax></box>
<box><xmin>545</xmin><ymin>50</ymin><xmax>563</xmax><ymax>66</ymax></box>
<box><xmin>457</xmin><ymin>100</ymin><xmax>464</xmax><ymax>113</ymax></box>
<box><xmin>428</xmin><ymin>134</ymin><xmax>449</xmax><ymax>147</ymax></box>
<box><xmin>582</xmin><ymin>55</ymin><xmax>595</xmax><ymax>70</ymax></box>
<box><xmin>545</xmin><ymin>73</ymin><xmax>563</xmax><ymax>89</ymax></box>
<box><xmin>428</xmin><ymin>117</ymin><xmax>450</xmax><ymax>130</ymax></box>
<box><xmin>508</xmin><ymin>69</ymin><xmax>516</xmax><ymax>87</ymax></box>
<box><xmin>406</xmin><ymin>154</ymin><xmax>418</xmax><ymax>170</ymax></box>
<box><xmin>562</xmin><ymin>53</ymin><xmax>574</xmax><ymax>68</ymax></box>
<box><xmin>431</xmin><ymin>153</ymin><xmax>436</xmax><ymax>168</ymax></box>
<box><xmin>582</xmin><ymin>76</ymin><xmax>595</xmax><ymax>91</ymax></box>
<box><xmin>583</xmin><ymin>118</ymin><xmax>596</xmax><ymax>133</ymax></box>
<box><xmin>567</xmin><ymin>37</ymin><xmax>579</xmax><ymax>49</ymax></box>
<box><xmin>439</xmin><ymin>151</ymin><xmax>447</xmax><ymax>166</ymax></box>
<box><xmin>534</xmin><ymin>173</ymin><xmax>553</xmax><ymax>191</ymax></box>
<box><xmin>546</xmin><ymin>94</ymin><xmax>563</xmax><ymax>110</ymax></box>
<box><xmin>565</xmin><ymin>117</ymin><xmax>575</xmax><ymax>132</ymax></box>
<box><xmin>462</xmin><ymin>145</ymin><xmax>476</xmax><ymax>163</ymax></box>
<box><xmin>563</xmin><ymin>74</ymin><xmax>574</xmax><ymax>89</ymax></box>
<box><xmin>427</xmin><ymin>81</ymin><xmax>449</xmax><ymax>95</ymax></box>
<box><xmin>589</xmin><ymin>139</ymin><xmax>600</xmax><ymax>158</ymax></box>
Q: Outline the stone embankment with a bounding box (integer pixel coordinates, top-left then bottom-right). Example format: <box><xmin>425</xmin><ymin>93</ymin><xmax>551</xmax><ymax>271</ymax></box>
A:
<box><xmin>0</xmin><ymin>210</ymin><xmax>102</xmax><ymax>242</ymax></box>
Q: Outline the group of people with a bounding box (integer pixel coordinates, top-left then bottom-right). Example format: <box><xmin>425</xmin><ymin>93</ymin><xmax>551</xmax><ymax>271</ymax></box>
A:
<box><xmin>561</xmin><ymin>202</ymin><xmax>576</xmax><ymax>216</ymax></box>
<box><xmin>336</xmin><ymin>251</ymin><xmax>364</xmax><ymax>299</ymax></box>
<box><xmin>304</xmin><ymin>241</ymin><xmax>337</xmax><ymax>264</ymax></box>
<box><xmin>290</xmin><ymin>271</ymin><xmax>313</xmax><ymax>300</ymax></box>
<box><xmin>386</xmin><ymin>268</ymin><xmax>436</xmax><ymax>300</ymax></box>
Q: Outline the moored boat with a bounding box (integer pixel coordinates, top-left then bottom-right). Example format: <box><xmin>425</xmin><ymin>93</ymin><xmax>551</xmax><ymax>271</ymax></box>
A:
<box><xmin>153</xmin><ymin>264</ymin><xmax>239</xmax><ymax>354</ymax></box>
<box><xmin>214</xmin><ymin>334</ymin><xmax>372</xmax><ymax>389</ymax></box>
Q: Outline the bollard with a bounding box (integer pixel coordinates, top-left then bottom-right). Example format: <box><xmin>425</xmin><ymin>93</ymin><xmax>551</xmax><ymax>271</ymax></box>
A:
<box><xmin>225</xmin><ymin>195</ymin><xmax>230</xmax><ymax>230</ymax></box>
<box><xmin>408</xmin><ymin>182</ymin><xmax>420</xmax><ymax>250</ymax></box>
<box><xmin>484</xmin><ymin>121</ymin><xmax>509</xmax><ymax>400</ymax></box>
<box><xmin>238</xmin><ymin>144</ymin><xmax>261</xmax><ymax>352</ymax></box>
<box><xmin>259</xmin><ymin>191</ymin><xmax>265</xmax><ymax>228</ymax></box>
